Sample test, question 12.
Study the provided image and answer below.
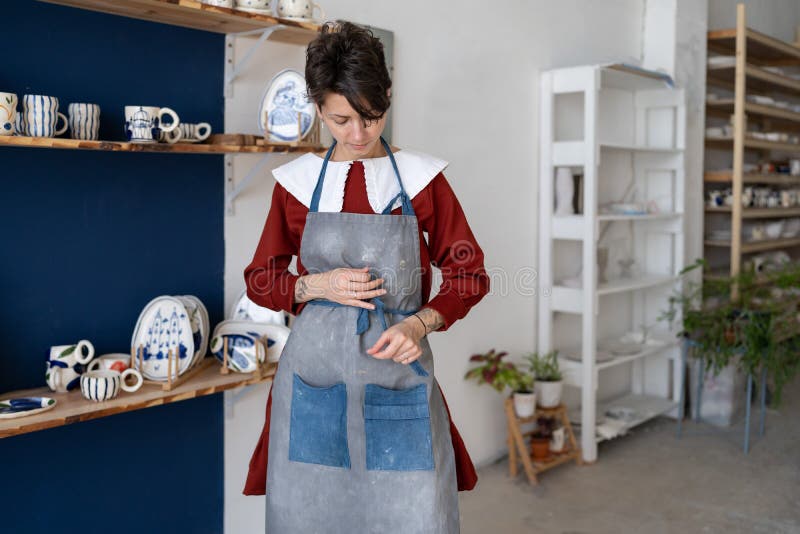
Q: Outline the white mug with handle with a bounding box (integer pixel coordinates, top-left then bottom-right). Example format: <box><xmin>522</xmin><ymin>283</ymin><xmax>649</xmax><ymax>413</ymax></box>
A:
<box><xmin>276</xmin><ymin>0</ymin><xmax>325</xmax><ymax>20</ymax></box>
<box><xmin>125</xmin><ymin>106</ymin><xmax>180</xmax><ymax>143</ymax></box>
<box><xmin>46</xmin><ymin>340</ymin><xmax>95</xmax><ymax>393</ymax></box>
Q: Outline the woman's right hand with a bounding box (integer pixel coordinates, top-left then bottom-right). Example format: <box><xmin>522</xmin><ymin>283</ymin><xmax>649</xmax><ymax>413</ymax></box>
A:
<box><xmin>295</xmin><ymin>266</ymin><xmax>386</xmax><ymax>310</ymax></box>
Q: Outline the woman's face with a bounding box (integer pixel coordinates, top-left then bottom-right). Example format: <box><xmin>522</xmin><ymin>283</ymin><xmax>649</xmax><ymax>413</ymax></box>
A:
<box><xmin>317</xmin><ymin>92</ymin><xmax>387</xmax><ymax>160</ymax></box>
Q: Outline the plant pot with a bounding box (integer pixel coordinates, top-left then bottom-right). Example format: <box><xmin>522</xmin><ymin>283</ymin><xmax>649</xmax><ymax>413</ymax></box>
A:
<box><xmin>512</xmin><ymin>390</ymin><xmax>536</xmax><ymax>418</ymax></box>
<box><xmin>535</xmin><ymin>380</ymin><xmax>563</xmax><ymax>408</ymax></box>
<box><xmin>530</xmin><ymin>437</ymin><xmax>550</xmax><ymax>461</ymax></box>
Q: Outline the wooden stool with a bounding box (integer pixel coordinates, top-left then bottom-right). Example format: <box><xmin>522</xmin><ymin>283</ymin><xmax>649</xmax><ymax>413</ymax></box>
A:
<box><xmin>504</xmin><ymin>398</ymin><xmax>582</xmax><ymax>485</ymax></box>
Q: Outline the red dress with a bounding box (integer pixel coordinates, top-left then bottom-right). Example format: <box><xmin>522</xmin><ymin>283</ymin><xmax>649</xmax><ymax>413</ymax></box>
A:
<box><xmin>242</xmin><ymin>159</ymin><xmax>489</xmax><ymax>495</ymax></box>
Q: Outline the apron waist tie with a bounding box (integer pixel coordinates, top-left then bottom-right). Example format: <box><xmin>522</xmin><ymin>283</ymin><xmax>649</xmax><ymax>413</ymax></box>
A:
<box><xmin>306</xmin><ymin>298</ymin><xmax>429</xmax><ymax>377</ymax></box>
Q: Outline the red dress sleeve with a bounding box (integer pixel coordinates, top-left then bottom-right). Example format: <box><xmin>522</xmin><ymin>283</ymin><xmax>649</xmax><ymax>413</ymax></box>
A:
<box><xmin>417</xmin><ymin>173</ymin><xmax>491</xmax><ymax>331</ymax></box>
<box><xmin>243</xmin><ymin>183</ymin><xmax>305</xmax><ymax>316</ymax></box>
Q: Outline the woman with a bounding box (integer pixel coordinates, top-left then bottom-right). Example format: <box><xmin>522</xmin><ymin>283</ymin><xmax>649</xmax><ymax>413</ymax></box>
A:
<box><xmin>243</xmin><ymin>21</ymin><xmax>490</xmax><ymax>533</ymax></box>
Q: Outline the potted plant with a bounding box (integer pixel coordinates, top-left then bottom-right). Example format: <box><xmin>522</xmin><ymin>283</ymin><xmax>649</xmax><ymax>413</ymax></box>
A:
<box><xmin>661</xmin><ymin>258</ymin><xmax>800</xmax><ymax>416</ymax></box>
<box><xmin>464</xmin><ymin>349</ymin><xmax>536</xmax><ymax>417</ymax></box>
<box><xmin>525</xmin><ymin>350</ymin><xmax>563</xmax><ymax>408</ymax></box>
<box><xmin>530</xmin><ymin>416</ymin><xmax>555</xmax><ymax>461</ymax></box>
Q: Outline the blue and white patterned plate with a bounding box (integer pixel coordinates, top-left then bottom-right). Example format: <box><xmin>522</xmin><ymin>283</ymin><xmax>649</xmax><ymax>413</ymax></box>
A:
<box><xmin>211</xmin><ymin>320</ymin><xmax>290</xmax><ymax>371</ymax></box>
<box><xmin>258</xmin><ymin>69</ymin><xmax>315</xmax><ymax>142</ymax></box>
<box><xmin>0</xmin><ymin>397</ymin><xmax>57</xmax><ymax>419</ymax></box>
<box><xmin>229</xmin><ymin>289</ymin><xmax>288</xmax><ymax>326</ymax></box>
<box><xmin>131</xmin><ymin>296</ymin><xmax>195</xmax><ymax>381</ymax></box>
<box><xmin>178</xmin><ymin>295</ymin><xmax>210</xmax><ymax>369</ymax></box>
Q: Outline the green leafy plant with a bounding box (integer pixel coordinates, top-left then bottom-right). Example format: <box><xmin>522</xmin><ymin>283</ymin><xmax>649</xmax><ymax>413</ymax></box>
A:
<box><xmin>464</xmin><ymin>349</ymin><xmax>533</xmax><ymax>393</ymax></box>
<box><xmin>524</xmin><ymin>350</ymin><xmax>562</xmax><ymax>382</ymax></box>
<box><xmin>661</xmin><ymin>258</ymin><xmax>800</xmax><ymax>405</ymax></box>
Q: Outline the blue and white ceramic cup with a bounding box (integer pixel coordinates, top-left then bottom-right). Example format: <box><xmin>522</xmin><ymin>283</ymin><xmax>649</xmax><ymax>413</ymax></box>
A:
<box><xmin>68</xmin><ymin>103</ymin><xmax>101</xmax><ymax>140</ymax></box>
<box><xmin>124</xmin><ymin>105</ymin><xmax>179</xmax><ymax>143</ymax></box>
<box><xmin>80</xmin><ymin>369</ymin><xmax>143</xmax><ymax>402</ymax></box>
<box><xmin>19</xmin><ymin>94</ymin><xmax>68</xmax><ymax>137</ymax></box>
<box><xmin>46</xmin><ymin>340</ymin><xmax>95</xmax><ymax>393</ymax></box>
<box><xmin>0</xmin><ymin>92</ymin><xmax>17</xmax><ymax>136</ymax></box>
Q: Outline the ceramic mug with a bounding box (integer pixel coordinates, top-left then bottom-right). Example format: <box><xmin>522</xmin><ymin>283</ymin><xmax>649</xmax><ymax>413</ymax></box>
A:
<box><xmin>46</xmin><ymin>340</ymin><xmax>95</xmax><ymax>393</ymax></box>
<box><xmin>159</xmin><ymin>127</ymin><xmax>183</xmax><ymax>144</ymax></box>
<box><xmin>236</xmin><ymin>0</ymin><xmax>271</xmax><ymax>11</ymax></box>
<box><xmin>276</xmin><ymin>0</ymin><xmax>325</xmax><ymax>20</ymax></box>
<box><xmin>80</xmin><ymin>369</ymin><xmax>143</xmax><ymax>402</ymax></box>
<box><xmin>202</xmin><ymin>0</ymin><xmax>234</xmax><ymax>7</ymax></box>
<box><xmin>87</xmin><ymin>353</ymin><xmax>130</xmax><ymax>373</ymax></box>
<box><xmin>124</xmin><ymin>106</ymin><xmax>179</xmax><ymax>143</ymax></box>
<box><xmin>0</xmin><ymin>92</ymin><xmax>17</xmax><ymax>136</ymax></box>
<box><xmin>68</xmin><ymin>103</ymin><xmax>101</xmax><ymax>140</ymax></box>
<box><xmin>18</xmin><ymin>94</ymin><xmax>68</xmax><ymax>137</ymax></box>
<box><xmin>178</xmin><ymin>122</ymin><xmax>212</xmax><ymax>143</ymax></box>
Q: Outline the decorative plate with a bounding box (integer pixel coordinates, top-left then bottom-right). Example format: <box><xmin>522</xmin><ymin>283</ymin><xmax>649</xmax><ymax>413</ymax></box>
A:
<box><xmin>0</xmin><ymin>397</ymin><xmax>57</xmax><ymax>419</ymax></box>
<box><xmin>210</xmin><ymin>332</ymin><xmax>263</xmax><ymax>373</ymax></box>
<box><xmin>183</xmin><ymin>295</ymin><xmax>210</xmax><ymax>367</ymax></box>
<box><xmin>229</xmin><ymin>289</ymin><xmax>288</xmax><ymax>326</ymax></box>
<box><xmin>131</xmin><ymin>296</ymin><xmax>195</xmax><ymax>381</ymax></box>
<box><xmin>214</xmin><ymin>320</ymin><xmax>290</xmax><ymax>364</ymax></box>
<box><xmin>602</xmin><ymin>341</ymin><xmax>645</xmax><ymax>356</ymax></box>
<box><xmin>565</xmin><ymin>350</ymin><xmax>614</xmax><ymax>363</ymax></box>
<box><xmin>258</xmin><ymin>69</ymin><xmax>315</xmax><ymax>142</ymax></box>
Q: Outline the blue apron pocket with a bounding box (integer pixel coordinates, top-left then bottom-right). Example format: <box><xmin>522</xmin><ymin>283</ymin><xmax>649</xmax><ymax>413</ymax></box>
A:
<box><xmin>288</xmin><ymin>373</ymin><xmax>350</xmax><ymax>469</ymax></box>
<box><xmin>364</xmin><ymin>383</ymin><xmax>434</xmax><ymax>471</ymax></box>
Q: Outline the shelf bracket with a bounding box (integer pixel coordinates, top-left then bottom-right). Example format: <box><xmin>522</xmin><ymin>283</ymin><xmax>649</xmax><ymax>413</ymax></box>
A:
<box><xmin>224</xmin><ymin>384</ymin><xmax>259</xmax><ymax>419</ymax></box>
<box><xmin>225</xmin><ymin>26</ymin><xmax>287</xmax><ymax>98</ymax></box>
<box><xmin>225</xmin><ymin>153</ymin><xmax>273</xmax><ymax>215</ymax></box>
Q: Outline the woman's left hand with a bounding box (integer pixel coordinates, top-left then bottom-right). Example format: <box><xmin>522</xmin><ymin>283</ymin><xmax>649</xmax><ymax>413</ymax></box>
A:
<box><xmin>366</xmin><ymin>317</ymin><xmax>426</xmax><ymax>365</ymax></box>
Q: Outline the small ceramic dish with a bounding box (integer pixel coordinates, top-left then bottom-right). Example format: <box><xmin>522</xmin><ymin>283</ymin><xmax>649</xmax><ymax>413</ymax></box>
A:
<box><xmin>0</xmin><ymin>397</ymin><xmax>57</xmax><ymax>419</ymax></box>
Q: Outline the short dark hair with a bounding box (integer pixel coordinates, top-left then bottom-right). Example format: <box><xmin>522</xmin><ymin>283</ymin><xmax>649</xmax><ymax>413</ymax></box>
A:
<box><xmin>305</xmin><ymin>20</ymin><xmax>392</xmax><ymax>121</ymax></box>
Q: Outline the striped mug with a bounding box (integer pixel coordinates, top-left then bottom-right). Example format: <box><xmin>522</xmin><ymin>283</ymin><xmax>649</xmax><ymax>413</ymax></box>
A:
<box><xmin>68</xmin><ymin>103</ymin><xmax>101</xmax><ymax>140</ymax></box>
<box><xmin>17</xmin><ymin>94</ymin><xmax>68</xmax><ymax>137</ymax></box>
<box><xmin>80</xmin><ymin>369</ymin><xmax>143</xmax><ymax>402</ymax></box>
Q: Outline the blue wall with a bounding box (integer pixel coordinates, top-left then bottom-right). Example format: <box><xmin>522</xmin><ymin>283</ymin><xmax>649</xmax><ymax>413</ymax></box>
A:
<box><xmin>1</xmin><ymin>3</ymin><xmax>225</xmax><ymax>532</ymax></box>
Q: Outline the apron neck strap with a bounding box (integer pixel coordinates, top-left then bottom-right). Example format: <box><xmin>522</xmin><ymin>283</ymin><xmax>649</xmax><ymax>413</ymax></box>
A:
<box><xmin>309</xmin><ymin>136</ymin><xmax>415</xmax><ymax>217</ymax></box>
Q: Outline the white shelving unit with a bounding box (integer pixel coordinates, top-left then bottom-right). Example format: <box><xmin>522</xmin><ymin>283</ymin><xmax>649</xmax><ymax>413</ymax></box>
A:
<box><xmin>538</xmin><ymin>64</ymin><xmax>687</xmax><ymax>462</ymax></box>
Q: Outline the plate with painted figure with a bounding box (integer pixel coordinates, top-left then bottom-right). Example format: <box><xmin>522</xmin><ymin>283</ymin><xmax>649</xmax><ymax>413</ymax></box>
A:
<box><xmin>258</xmin><ymin>69</ymin><xmax>315</xmax><ymax>142</ymax></box>
<box><xmin>131</xmin><ymin>296</ymin><xmax>195</xmax><ymax>381</ymax></box>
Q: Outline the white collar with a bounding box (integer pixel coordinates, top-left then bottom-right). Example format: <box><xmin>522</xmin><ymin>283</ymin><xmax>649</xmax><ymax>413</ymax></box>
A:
<box><xmin>272</xmin><ymin>149</ymin><xmax>449</xmax><ymax>213</ymax></box>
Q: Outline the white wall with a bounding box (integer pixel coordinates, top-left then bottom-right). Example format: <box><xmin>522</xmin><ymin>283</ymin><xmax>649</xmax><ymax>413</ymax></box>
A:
<box><xmin>709</xmin><ymin>0</ymin><xmax>800</xmax><ymax>41</ymax></box>
<box><xmin>221</xmin><ymin>1</ymin><xmax>673</xmax><ymax>532</ymax></box>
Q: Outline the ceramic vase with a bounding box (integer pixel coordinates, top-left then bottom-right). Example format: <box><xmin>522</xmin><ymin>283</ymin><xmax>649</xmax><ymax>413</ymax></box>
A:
<box><xmin>555</xmin><ymin>167</ymin><xmax>574</xmax><ymax>215</ymax></box>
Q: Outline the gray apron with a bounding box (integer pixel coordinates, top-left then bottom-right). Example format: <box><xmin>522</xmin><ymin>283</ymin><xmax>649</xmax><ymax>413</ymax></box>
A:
<box><xmin>265</xmin><ymin>138</ymin><xmax>459</xmax><ymax>533</ymax></box>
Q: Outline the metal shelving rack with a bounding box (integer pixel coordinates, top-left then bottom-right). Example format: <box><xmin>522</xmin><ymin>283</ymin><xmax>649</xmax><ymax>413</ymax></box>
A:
<box><xmin>538</xmin><ymin>63</ymin><xmax>686</xmax><ymax>462</ymax></box>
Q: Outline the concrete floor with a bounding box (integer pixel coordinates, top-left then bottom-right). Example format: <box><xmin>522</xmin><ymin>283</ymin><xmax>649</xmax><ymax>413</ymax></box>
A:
<box><xmin>459</xmin><ymin>377</ymin><xmax>800</xmax><ymax>534</ymax></box>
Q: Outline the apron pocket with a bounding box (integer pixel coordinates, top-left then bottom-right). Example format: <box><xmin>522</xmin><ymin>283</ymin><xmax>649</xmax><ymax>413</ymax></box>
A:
<box><xmin>288</xmin><ymin>373</ymin><xmax>350</xmax><ymax>469</ymax></box>
<box><xmin>363</xmin><ymin>383</ymin><xmax>434</xmax><ymax>471</ymax></box>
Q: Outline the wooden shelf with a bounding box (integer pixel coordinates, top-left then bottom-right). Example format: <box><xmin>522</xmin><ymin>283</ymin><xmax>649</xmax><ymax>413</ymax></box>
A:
<box><xmin>0</xmin><ymin>358</ymin><xmax>276</xmax><ymax>439</ymax></box>
<box><xmin>38</xmin><ymin>0</ymin><xmax>319</xmax><ymax>44</ymax></box>
<box><xmin>705</xmin><ymin>207</ymin><xmax>800</xmax><ymax>218</ymax></box>
<box><xmin>706</xmin><ymin>98</ymin><xmax>800</xmax><ymax>132</ymax></box>
<box><xmin>707</xmin><ymin>64</ymin><xmax>800</xmax><ymax>96</ymax></box>
<box><xmin>704</xmin><ymin>237</ymin><xmax>800</xmax><ymax>253</ymax></box>
<box><xmin>505</xmin><ymin>400</ymin><xmax>582</xmax><ymax>485</ymax></box>
<box><xmin>704</xmin><ymin>171</ymin><xmax>800</xmax><ymax>185</ymax></box>
<box><xmin>706</xmin><ymin>136</ymin><xmax>800</xmax><ymax>154</ymax></box>
<box><xmin>707</xmin><ymin>28</ymin><xmax>800</xmax><ymax>66</ymax></box>
<box><xmin>0</xmin><ymin>135</ymin><xmax>323</xmax><ymax>154</ymax></box>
